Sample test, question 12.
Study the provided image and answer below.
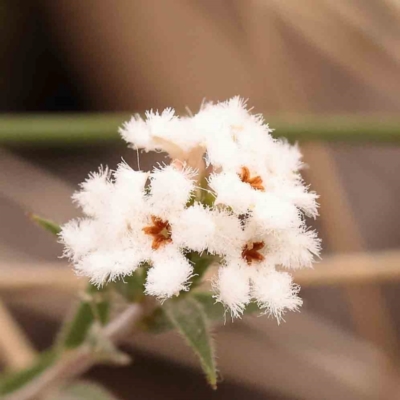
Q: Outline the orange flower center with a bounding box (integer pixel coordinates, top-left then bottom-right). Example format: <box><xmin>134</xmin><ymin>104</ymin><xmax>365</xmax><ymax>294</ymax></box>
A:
<box><xmin>239</xmin><ymin>167</ymin><xmax>265</xmax><ymax>191</ymax></box>
<box><xmin>242</xmin><ymin>241</ymin><xmax>265</xmax><ymax>265</ymax></box>
<box><xmin>142</xmin><ymin>216</ymin><xmax>172</xmax><ymax>250</ymax></box>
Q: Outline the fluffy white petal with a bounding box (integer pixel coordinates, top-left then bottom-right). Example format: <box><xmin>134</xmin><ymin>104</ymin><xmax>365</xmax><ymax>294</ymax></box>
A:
<box><xmin>109</xmin><ymin>162</ymin><xmax>149</xmax><ymax>230</ymax></box>
<box><xmin>148</xmin><ymin>165</ymin><xmax>196</xmax><ymax>217</ymax></box>
<box><xmin>171</xmin><ymin>203</ymin><xmax>215</xmax><ymax>252</ymax></box>
<box><xmin>150</xmin><ymin>115</ymin><xmax>204</xmax><ymax>158</ymax></box>
<box><xmin>145</xmin><ymin>249</ymin><xmax>193</xmax><ymax>300</ymax></box>
<box><xmin>206</xmin><ymin>209</ymin><xmax>244</xmax><ymax>257</ymax></box>
<box><xmin>213</xmin><ymin>264</ymin><xmax>251</xmax><ymax>318</ymax></box>
<box><xmin>72</xmin><ymin>167</ymin><xmax>113</xmax><ymax>218</ymax></box>
<box><xmin>59</xmin><ymin>219</ymin><xmax>100</xmax><ymax>262</ymax></box>
<box><xmin>252</xmin><ymin>269</ymin><xmax>302</xmax><ymax>323</ymax></box>
<box><xmin>266</xmin><ymin>229</ymin><xmax>321</xmax><ymax>269</ymax></box>
<box><xmin>266</xmin><ymin>140</ymin><xmax>304</xmax><ymax>178</ymax></box>
<box><xmin>114</xmin><ymin>162</ymin><xmax>148</xmax><ymax>193</ymax></box>
<box><xmin>270</xmin><ymin>178</ymin><xmax>319</xmax><ymax>218</ymax></box>
<box><xmin>208</xmin><ymin>172</ymin><xmax>257</xmax><ymax>214</ymax></box>
<box><xmin>204</xmin><ymin>134</ymin><xmax>240</xmax><ymax>170</ymax></box>
<box><xmin>119</xmin><ymin>114</ymin><xmax>152</xmax><ymax>151</ymax></box>
<box><xmin>76</xmin><ymin>249</ymin><xmax>144</xmax><ymax>286</ymax></box>
<box><xmin>120</xmin><ymin>109</ymin><xmax>204</xmax><ymax>160</ymax></box>
<box><xmin>252</xmin><ymin>193</ymin><xmax>302</xmax><ymax>232</ymax></box>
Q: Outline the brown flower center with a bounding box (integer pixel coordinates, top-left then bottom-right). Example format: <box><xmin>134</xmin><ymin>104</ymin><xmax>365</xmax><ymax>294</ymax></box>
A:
<box><xmin>242</xmin><ymin>241</ymin><xmax>265</xmax><ymax>265</ymax></box>
<box><xmin>239</xmin><ymin>167</ymin><xmax>265</xmax><ymax>191</ymax></box>
<box><xmin>142</xmin><ymin>216</ymin><xmax>172</xmax><ymax>250</ymax></box>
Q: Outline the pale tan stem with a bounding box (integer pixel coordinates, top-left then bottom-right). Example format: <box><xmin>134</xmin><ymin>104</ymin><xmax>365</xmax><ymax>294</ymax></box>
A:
<box><xmin>293</xmin><ymin>250</ymin><xmax>400</xmax><ymax>286</ymax></box>
<box><xmin>3</xmin><ymin>251</ymin><xmax>400</xmax><ymax>299</ymax></box>
<box><xmin>0</xmin><ymin>264</ymin><xmax>86</xmax><ymax>293</ymax></box>
<box><xmin>4</xmin><ymin>304</ymin><xmax>143</xmax><ymax>400</ymax></box>
<box><xmin>0</xmin><ymin>300</ymin><xmax>37</xmax><ymax>370</ymax></box>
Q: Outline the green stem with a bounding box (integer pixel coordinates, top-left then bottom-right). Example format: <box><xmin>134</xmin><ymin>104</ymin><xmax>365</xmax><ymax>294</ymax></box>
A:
<box><xmin>3</xmin><ymin>304</ymin><xmax>143</xmax><ymax>400</ymax></box>
<box><xmin>0</xmin><ymin>114</ymin><xmax>400</xmax><ymax>145</ymax></box>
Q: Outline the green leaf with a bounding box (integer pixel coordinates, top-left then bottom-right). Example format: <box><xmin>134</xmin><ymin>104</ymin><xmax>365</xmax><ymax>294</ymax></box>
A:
<box><xmin>187</xmin><ymin>252</ymin><xmax>216</xmax><ymax>287</ymax></box>
<box><xmin>113</xmin><ymin>268</ymin><xmax>147</xmax><ymax>303</ymax></box>
<box><xmin>0</xmin><ymin>350</ymin><xmax>57</xmax><ymax>395</ymax></box>
<box><xmin>59</xmin><ymin>284</ymin><xmax>110</xmax><ymax>349</ymax></box>
<box><xmin>145</xmin><ymin>291</ymin><xmax>260</xmax><ymax>333</ymax></box>
<box><xmin>46</xmin><ymin>381</ymin><xmax>120</xmax><ymax>400</ymax></box>
<box><xmin>28</xmin><ymin>213</ymin><xmax>61</xmax><ymax>236</ymax></box>
<box><xmin>163</xmin><ymin>297</ymin><xmax>218</xmax><ymax>388</ymax></box>
<box><xmin>192</xmin><ymin>292</ymin><xmax>225</xmax><ymax>322</ymax></box>
<box><xmin>144</xmin><ymin>292</ymin><xmax>224</xmax><ymax>334</ymax></box>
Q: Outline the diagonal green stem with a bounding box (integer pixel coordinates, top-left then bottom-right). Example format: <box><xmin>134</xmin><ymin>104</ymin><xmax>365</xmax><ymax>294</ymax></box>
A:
<box><xmin>3</xmin><ymin>304</ymin><xmax>143</xmax><ymax>400</ymax></box>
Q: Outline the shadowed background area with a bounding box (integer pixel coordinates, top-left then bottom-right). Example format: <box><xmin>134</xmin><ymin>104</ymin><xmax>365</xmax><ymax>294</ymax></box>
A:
<box><xmin>1</xmin><ymin>1</ymin><xmax>400</xmax><ymax>399</ymax></box>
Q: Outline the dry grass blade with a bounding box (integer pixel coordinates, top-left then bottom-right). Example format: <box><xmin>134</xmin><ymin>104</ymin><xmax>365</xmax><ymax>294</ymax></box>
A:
<box><xmin>0</xmin><ymin>300</ymin><xmax>37</xmax><ymax>371</ymax></box>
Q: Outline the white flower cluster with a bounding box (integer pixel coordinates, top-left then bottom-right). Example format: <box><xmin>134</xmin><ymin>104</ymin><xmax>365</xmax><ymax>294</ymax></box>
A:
<box><xmin>61</xmin><ymin>97</ymin><xmax>320</xmax><ymax>321</ymax></box>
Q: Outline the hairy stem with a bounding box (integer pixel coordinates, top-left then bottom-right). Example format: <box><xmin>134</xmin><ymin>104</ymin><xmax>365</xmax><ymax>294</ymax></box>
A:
<box><xmin>4</xmin><ymin>304</ymin><xmax>144</xmax><ymax>400</ymax></box>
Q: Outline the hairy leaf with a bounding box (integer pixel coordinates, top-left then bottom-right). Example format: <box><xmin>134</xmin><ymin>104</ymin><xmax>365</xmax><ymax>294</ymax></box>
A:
<box><xmin>113</xmin><ymin>268</ymin><xmax>147</xmax><ymax>303</ymax></box>
<box><xmin>187</xmin><ymin>252</ymin><xmax>216</xmax><ymax>287</ymax></box>
<box><xmin>145</xmin><ymin>291</ymin><xmax>259</xmax><ymax>333</ymax></box>
<box><xmin>163</xmin><ymin>297</ymin><xmax>217</xmax><ymax>388</ymax></box>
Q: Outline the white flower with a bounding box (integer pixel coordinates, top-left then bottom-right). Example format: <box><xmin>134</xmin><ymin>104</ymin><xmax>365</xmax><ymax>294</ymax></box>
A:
<box><xmin>61</xmin><ymin>163</ymin><xmax>213</xmax><ymax>300</ymax></box>
<box><xmin>193</xmin><ymin>97</ymin><xmax>275</xmax><ymax>171</ymax></box>
<box><xmin>61</xmin><ymin>96</ymin><xmax>321</xmax><ymax>321</ymax></box>
<box><xmin>119</xmin><ymin>109</ymin><xmax>205</xmax><ymax>167</ymax></box>
<box><xmin>212</xmin><ymin>210</ymin><xmax>318</xmax><ymax>319</ymax></box>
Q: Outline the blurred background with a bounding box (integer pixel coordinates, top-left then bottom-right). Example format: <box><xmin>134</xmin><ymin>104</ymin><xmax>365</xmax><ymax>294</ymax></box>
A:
<box><xmin>1</xmin><ymin>1</ymin><xmax>400</xmax><ymax>399</ymax></box>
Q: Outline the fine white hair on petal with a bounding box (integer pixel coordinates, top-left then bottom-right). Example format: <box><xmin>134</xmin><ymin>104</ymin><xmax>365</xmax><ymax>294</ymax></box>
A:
<box><xmin>145</xmin><ymin>108</ymin><xmax>186</xmax><ymax>158</ymax></box>
<box><xmin>145</xmin><ymin>249</ymin><xmax>194</xmax><ymax>300</ymax></box>
<box><xmin>151</xmin><ymin>115</ymin><xmax>204</xmax><ymax>157</ymax></box>
<box><xmin>72</xmin><ymin>166</ymin><xmax>113</xmax><ymax>218</ymax></box>
<box><xmin>204</xmin><ymin>136</ymin><xmax>240</xmax><ymax>170</ymax></box>
<box><xmin>206</xmin><ymin>209</ymin><xmax>244</xmax><ymax>257</ymax></box>
<box><xmin>148</xmin><ymin>165</ymin><xmax>196</xmax><ymax>217</ymax></box>
<box><xmin>59</xmin><ymin>218</ymin><xmax>100</xmax><ymax>262</ymax></box>
<box><xmin>119</xmin><ymin>114</ymin><xmax>152</xmax><ymax>151</ymax></box>
<box><xmin>266</xmin><ymin>140</ymin><xmax>304</xmax><ymax>178</ymax></box>
<box><xmin>120</xmin><ymin>110</ymin><xmax>205</xmax><ymax>161</ymax></box>
<box><xmin>171</xmin><ymin>203</ymin><xmax>215</xmax><ymax>252</ymax></box>
<box><xmin>208</xmin><ymin>171</ymin><xmax>257</xmax><ymax>214</ymax></box>
<box><xmin>266</xmin><ymin>229</ymin><xmax>321</xmax><ymax>269</ymax></box>
<box><xmin>252</xmin><ymin>193</ymin><xmax>302</xmax><ymax>232</ymax></box>
<box><xmin>195</xmin><ymin>97</ymin><xmax>272</xmax><ymax>171</ymax></box>
<box><xmin>111</xmin><ymin>161</ymin><xmax>149</xmax><ymax>227</ymax></box>
<box><xmin>290</xmin><ymin>188</ymin><xmax>319</xmax><ymax>219</ymax></box>
<box><xmin>270</xmin><ymin>178</ymin><xmax>319</xmax><ymax>218</ymax></box>
<box><xmin>213</xmin><ymin>264</ymin><xmax>251</xmax><ymax>318</ymax></box>
<box><xmin>252</xmin><ymin>269</ymin><xmax>302</xmax><ymax>323</ymax></box>
<box><xmin>76</xmin><ymin>249</ymin><xmax>143</xmax><ymax>286</ymax></box>
<box><xmin>114</xmin><ymin>161</ymin><xmax>148</xmax><ymax>192</ymax></box>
